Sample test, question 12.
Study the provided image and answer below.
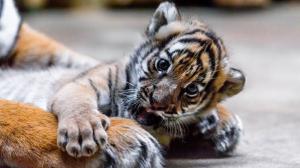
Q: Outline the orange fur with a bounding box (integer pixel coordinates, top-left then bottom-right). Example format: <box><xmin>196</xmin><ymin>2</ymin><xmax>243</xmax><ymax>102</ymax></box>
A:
<box><xmin>216</xmin><ymin>104</ymin><xmax>231</xmax><ymax>122</ymax></box>
<box><xmin>8</xmin><ymin>24</ymin><xmax>96</xmax><ymax>69</ymax></box>
<box><xmin>0</xmin><ymin>99</ymin><xmax>143</xmax><ymax>168</ymax></box>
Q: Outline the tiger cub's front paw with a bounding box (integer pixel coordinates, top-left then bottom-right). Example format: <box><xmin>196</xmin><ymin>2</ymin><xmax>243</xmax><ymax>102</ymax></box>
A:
<box><xmin>196</xmin><ymin>111</ymin><xmax>219</xmax><ymax>136</ymax></box>
<box><xmin>212</xmin><ymin>114</ymin><xmax>243</xmax><ymax>155</ymax></box>
<box><xmin>195</xmin><ymin>111</ymin><xmax>242</xmax><ymax>155</ymax></box>
<box><xmin>57</xmin><ymin>112</ymin><xmax>110</xmax><ymax>158</ymax></box>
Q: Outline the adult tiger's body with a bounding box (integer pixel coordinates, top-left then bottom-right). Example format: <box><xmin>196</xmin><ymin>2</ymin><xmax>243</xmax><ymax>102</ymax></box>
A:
<box><xmin>0</xmin><ymin>1</ymin><xmax>245</xmax><ymax>167</ymax></box>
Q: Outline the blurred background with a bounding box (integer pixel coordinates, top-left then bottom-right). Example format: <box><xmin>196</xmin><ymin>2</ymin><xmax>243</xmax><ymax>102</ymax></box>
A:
<box><xmin>15</xmin><ymin>0</ymin><xmax>281</xmax><ymax>10</ymax></box>
<box><xmin>16</xmin><ymin>0</ymin><xmax>300</xmax><ymax>167</ymax></box>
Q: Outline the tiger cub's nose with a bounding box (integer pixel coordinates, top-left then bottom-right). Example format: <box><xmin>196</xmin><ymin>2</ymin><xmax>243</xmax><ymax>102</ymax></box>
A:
<box><xmin>150</xmin><ymin>102</ymin><xmax>168</xmax><ymax>111</ymax></box>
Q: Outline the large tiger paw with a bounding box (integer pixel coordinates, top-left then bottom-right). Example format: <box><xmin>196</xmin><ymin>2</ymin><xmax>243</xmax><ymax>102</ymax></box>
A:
<box><xmin>57</xmin><ymin>112</ymin><xmax>110</xmax><ymax>158</ymax></box>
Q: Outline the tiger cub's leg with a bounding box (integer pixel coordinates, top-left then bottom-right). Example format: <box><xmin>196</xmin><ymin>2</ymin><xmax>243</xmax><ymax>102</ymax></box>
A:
<box><xmin>0</xmin><ymin>100</ymin><xmax>164</xmax><ymax>168</ymax></box>
<box><xmin>0</xmin><ymin>0</ymin><xmax>98</xmax><ymax>69</ymax></box>
<box><xmin>196</xmin><ymin>104</ymin><xmax>243</xmax><ymax>155</ymax></box>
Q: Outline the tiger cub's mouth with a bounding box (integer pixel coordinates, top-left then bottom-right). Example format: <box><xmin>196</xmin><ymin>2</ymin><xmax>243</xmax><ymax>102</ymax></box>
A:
<box><xmin>133</xmin><ymin>107</ymin><xmax>164</xmax><ymax>126</ymax></box>
<box><xmin>133</xmin><ymin>107</ymin><xmax>193</xmax><ymax>137</ymax></box>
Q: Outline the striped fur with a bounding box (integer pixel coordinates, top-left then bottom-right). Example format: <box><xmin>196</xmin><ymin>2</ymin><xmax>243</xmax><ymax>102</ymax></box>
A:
<box><xmin>0</xmin><ymin>1</ymin><xmax>245</xmax><ymax>167</ymax></box>
<box><xmin>0</xmin><ymin>100</ymin><xmax>163</xmax><ymax>168</ymax></box>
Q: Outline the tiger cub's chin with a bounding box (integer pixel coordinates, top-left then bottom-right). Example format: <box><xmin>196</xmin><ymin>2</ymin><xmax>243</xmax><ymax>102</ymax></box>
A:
<box><xmin>144</xmin><ymin>107</ymin><xmax>243</xmax><ymax>156</ymax></box>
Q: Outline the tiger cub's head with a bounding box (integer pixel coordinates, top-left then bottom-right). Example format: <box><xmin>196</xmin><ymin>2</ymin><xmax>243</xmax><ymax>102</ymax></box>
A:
<box><xmin>128</xmin><ymin>2</ymin><xmax>245</xmax><ymax>136</ymax></box>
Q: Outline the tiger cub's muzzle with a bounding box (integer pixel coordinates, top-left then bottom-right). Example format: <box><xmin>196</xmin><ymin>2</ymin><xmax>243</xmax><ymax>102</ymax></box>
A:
<box><xmin>135</xmin><ymin>81</ymin><xmax>179</xmax><ymax>126</ymax></box>
<box><xmin>147</xmin><ymin>81</ymin><xmax>178</xmax><ymax>114</ymax></box>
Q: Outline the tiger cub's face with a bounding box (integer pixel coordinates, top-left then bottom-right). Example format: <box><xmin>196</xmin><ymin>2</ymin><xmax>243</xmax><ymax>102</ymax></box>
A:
<box><xmin>130</xmin><ymin>2</ymin><xmax>245</xmax><ymax>136</ymax></box>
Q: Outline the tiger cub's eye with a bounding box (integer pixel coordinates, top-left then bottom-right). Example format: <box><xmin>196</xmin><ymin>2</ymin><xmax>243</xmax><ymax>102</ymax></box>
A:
<box><xmin>185</xmin><ymin>83</ymin><xmax>199</xmax><ymax>96</ymax></box>
<box><xmin>156</xmin><ymin>59</ymin><xmax>170</xmax><ymax>71</ymax></box>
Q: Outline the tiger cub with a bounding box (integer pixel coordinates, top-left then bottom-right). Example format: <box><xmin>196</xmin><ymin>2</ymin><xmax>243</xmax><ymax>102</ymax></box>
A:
<box><xmin>0</xmin><ymin>0</ymin><xmax>245</xmax><ymax>165</ymax></box>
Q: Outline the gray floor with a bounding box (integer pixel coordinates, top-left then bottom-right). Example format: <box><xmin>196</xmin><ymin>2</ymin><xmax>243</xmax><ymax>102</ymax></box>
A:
<box><xmin>25</xmin><ymin>3</ymin><xmax>300</xmax><ymax>168</ymax></box>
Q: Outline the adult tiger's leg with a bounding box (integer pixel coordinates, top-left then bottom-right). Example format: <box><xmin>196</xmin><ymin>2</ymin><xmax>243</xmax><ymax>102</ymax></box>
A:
<box><xmin>196</xmin><ymin>104</ymin><xmax>243</xmax><ymax>155</ymax></box>
<box><xmin>10</xmin><ymin>24</ymin><xmax>99</xmax><ymax>69</ymax></box>
<box><xmin>0</xmin><ymin>0</ymin><xmax>98</xmax><ymax>69</ymax></box>
<box><xmin>0</xmin><ymin>99</ymin><xmax>164</xmax><ymax>168</ymax></box>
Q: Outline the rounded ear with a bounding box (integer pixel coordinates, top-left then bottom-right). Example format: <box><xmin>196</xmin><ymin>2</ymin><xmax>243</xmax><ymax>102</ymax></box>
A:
<box><xmin>146</xmin><ymin>2</ymin><xmax>181</xmax><ymax>37</ymax></box>
<box><xmin>219</xmin><ymin>68</ymin><xmax>246</xmax><ymax>100</ymax></box>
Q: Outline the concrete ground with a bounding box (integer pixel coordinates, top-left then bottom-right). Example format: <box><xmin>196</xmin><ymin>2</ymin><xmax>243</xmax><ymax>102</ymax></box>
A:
<box><xmin>25</xmin><ymin>3</ymin><xmax>300</xmax><ymax>168</ymax></box>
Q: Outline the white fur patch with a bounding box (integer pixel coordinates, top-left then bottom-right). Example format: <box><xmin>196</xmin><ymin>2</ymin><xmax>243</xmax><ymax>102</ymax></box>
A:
<box><xmin>155</xmin><ymin>22</ymin><xmax>185</xmax><ymax>40</ymax></box>
<box><xmin>158</xmin><ymin>2</ymin><xmax>180</xmax><ymax>22</ymax></box>
<box><xmin>167</xmin><ymin>40</ymin><xmax>186</xmax><ymax>53</ymax></box>
<box><xmin>234</xmin><ymin>113</ymin><xmax>244</xmax><ymax>132</ymax></box>
<box><xmin>0</xmin><ymin>0</ymin><xmax>21</xmax><ymax>58</ymax></box>
<box><xmin>0</xmin><ymin>67</ymin><xmax>81</xmax><ymax>110</ymax></box>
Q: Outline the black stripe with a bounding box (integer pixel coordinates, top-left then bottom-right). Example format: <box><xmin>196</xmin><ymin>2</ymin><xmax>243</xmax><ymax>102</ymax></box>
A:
<box><xmin>180</xmin><ymin>48</ymin><xmax>195</xmax><ymax>57</ymax></box>
<box><xmin>184</xmin><ymin>29</ymin><xmax>222</xmax><ymax>55</ymax></box>
<box><xmin>169</xmin><ymin>49</ymin><xmax>183</xmax><ymax>61</ymax></box>
<box><xmin>74</xmin><ymin>70</ymin><xmax>89</xmax><ymax>81</ymax></box>
<box><xmin>124</xmin><ymin>64</ymin><xmax>132</xmax><ymax>90</ymax></box>
<box><xmin>180</xmin><ymin>50</ymin><xmax>206</xmax><ymax>82</ymax></box>
<box><xmin>108</xmin><ymin>68</ymin><xmax>113</xmax><ymax>94</ymax></box>
<box><xmin>3</xmin><ymin>1</ymin><xmax>23</xmax><ymax>60</ymax></box>
<box><xmin>157</xmin><ymin>33</ymin><xmax>178</xmax><ymax>49</ymax></box>
<box><xmin>177</xmin><ymin>89</ymin><xmax>185</xmax><ymax>107</ymax></box>
<box><xmin>73</xmin><ymin>64</ymin><xmax>104</xmax><ymax>82</ymax></box>
<box><xmin>181</xmin><ymin>103</ymin><xmax>186</xmax><ymax>113</ymax></box>
<box><xmin>47</xmin><ymin>55</ymin><xmax>55</xmax><ymax>67</ymax></box>
<box><xmin>184</xmin><ymin>29</ymin><xmax>204</xmax><ymax>36</ymax></box>
<box><xmin>204</xmin><ymin>44</ymin><xmax>218</xmax><ymax>92</ymax></box>
<box><xmin>103</xmin><ymin>149</ymin><xmax>116</xmax><ymax>168</ymax></box>
<box><xmin>133</xmin><ymin>40</ymin><xmax>151</xmax><ymax>61</ymax></box>
<box><xmin>141</xmin><ymin>45</ymin><xmax>156</xmax><ymax>60</ymax></box>
<box><xmin>199</xmin><ymin>93</ymin><xmax>217</xmax><ymax>113</ymax></box>
<box><xmin>196</xmin><ymin>53</ymin><xmax>203</xmax><ymax>67</ymax></box>
<box><xmin>165</xmin><ymin>48</ymin><xmax>173</xmax><ymax>61</ymax></box>
<box><xmin>140</xmin><ymin>33</ymin><xmax>177</xmax><ymax>62</ymax></box>
<box><xmin>208</xmin><ymin>50</ymin><xmax>216</xmax><ymax>74</ymax></box>
<box><xmin>88</xmin><ymin>78</ymin><xmax>101</xmax><ymax>112</ymax></box>
<box><xmin>112</xmin><ymin>66</ymin><xmax>119</xmax><ymax>116</ymax></box>
<box><xmin>136</xmin><ymin>140</ymin><xmax>148</xmax><ymax>168</ymax></box>
<box><xmin>142</xmin><ymin>68</ymin><xmax>151</xmax><ymax>77</ymax></box>
<box><xmin>0</xmin><ymin>0</ymin><xmax>3</xmax><ymax>18</ymax></box>
<box><xmin>140</xmin><ymin>141</ymin><xmax>148</xmax><ymax>160</ymax></box>
<box><xmin>138</xmin><ymin>77</ymin><xmax>149</xmax><ymax>82</ymax></box>
<box><xmin>199</xmin><ymin>92</ymin><xmax>211</xmax><ymax>106</ymax></box>
<box><xmin>147</xmin><ymin>57</ymin><xmax>155</xmax><ymax>74</ymax></box>
<box><xmin>149</xmin><ymin>84</ymin><xmax>156</xmax><ymax>105</ymax></box>
<box><xmin>106</xmin><ymin>68</ymin><xmax>113</xmax><ymax>116</ymax></box>
<box><xmin>178</xmin><ymin>38</ymin><xmax>204</xmax><ymax>45</ymax></box>
<box><xmin>166</xmin><ymin>38</ymin><xmax>204</xmax><ymax>63</ymax></box>
<box><xmin>140</xmin><ymin>93</ymin><xmax>148</xmax><ymax>102</ymax></box>
<box><xmin>206</xmin><ymin>31</ymin><xmax>222</xmax><ymax>58</ymax></box>
<box><xmin>0</xmin><ymin>20</ymin><xmax>23</xmax><ymax>66</ymax></box>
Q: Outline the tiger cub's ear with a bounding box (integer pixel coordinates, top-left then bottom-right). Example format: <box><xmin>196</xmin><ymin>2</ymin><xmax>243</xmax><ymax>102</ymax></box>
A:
<box><xmin>219</xmin><ymin>68</ymin><xmax>246</xmax><ymax>100</ymax></box>
<box><xmin>146</xmin><ymin>2</ymin><xmax>181</xmax><ymax>37</ymax></box>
